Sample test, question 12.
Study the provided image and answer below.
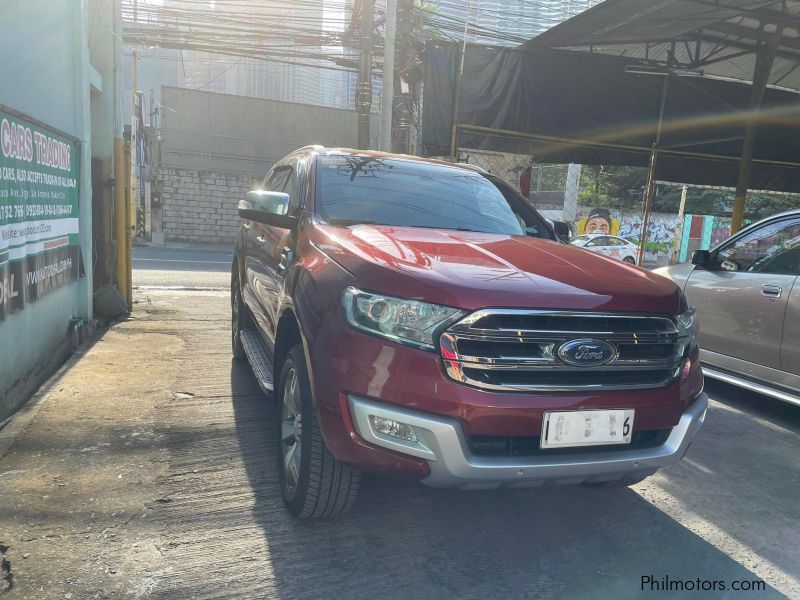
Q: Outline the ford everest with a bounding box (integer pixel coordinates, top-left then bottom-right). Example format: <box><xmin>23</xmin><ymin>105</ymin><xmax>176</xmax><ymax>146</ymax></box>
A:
<box><xmin>232</xmin><ymin>147</ymin><xmax>707</xmax><ymax>518</ymax></box>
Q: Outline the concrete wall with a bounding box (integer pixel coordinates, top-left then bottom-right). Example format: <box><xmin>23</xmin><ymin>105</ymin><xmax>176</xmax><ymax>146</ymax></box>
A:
<box><xmin>160</xmin><ymin>169</ymin><xmax>259</xmax><ymax>244</ymax></box>
<box><xmin>156</xmin><ymin>87</ymin><xmax>379</xmax><ymax>244</ymax></box>
<box><xmin>160</xmin><ymin>86</ymin><xmax>379</xmax><ymax>175</ymax></box>
<box><xmin>0</xmin><ymin>0</ymin><xmax>98</xmax><ymax>420</ymax></box>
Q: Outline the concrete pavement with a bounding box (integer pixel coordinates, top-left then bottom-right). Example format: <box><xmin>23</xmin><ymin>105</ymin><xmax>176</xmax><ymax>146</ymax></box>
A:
<box><xmin>0</xmin><ymin>258</ymin><xmax>798</xmax><ymax>598</ymax></box>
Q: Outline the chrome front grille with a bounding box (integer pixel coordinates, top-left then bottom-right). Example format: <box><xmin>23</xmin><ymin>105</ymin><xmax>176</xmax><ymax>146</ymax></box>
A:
<box><xmin>440</xmin><ymin>310</ymin><xmax>684</xmax><ymax>392</ymax></box>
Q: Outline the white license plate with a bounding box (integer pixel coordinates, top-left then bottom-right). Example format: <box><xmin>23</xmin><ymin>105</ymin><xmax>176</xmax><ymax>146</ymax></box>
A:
<box><xmin>541</xmin><ymin>409</ymin><xmax>635</xmax><ymax>449</ymax></box>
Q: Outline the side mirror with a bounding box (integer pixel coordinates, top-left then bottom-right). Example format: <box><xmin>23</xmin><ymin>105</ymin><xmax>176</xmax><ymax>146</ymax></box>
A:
<box><xmin>691</xmin><ymin>249</ymin><xmax>712</xmax><ymax>268</ymax></box>
<box><xmin>552</xmin><ymin>220</ymin><xmax>571</xmax><ymax>241</ymax></box>
<box><xmin>238</xmin><ymin>191</ymin><xmax>297</xmax><ymax>229</ymax></box>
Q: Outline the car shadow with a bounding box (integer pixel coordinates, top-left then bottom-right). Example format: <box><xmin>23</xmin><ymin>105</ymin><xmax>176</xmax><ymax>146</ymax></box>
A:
<box><xmin>224</xmin><ymin>361</ymin><xmax>786</xmax><ymax>600</ymax></box>
<box><xmin>648</xmin><ymin>379</ymin><xmax>800</xmax><ymax>590</ymax></box>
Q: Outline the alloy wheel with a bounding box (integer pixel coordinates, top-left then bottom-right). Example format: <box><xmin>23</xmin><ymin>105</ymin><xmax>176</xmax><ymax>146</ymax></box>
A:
<box><xmin>280</xmin><ymin>367</ymin><xmax>303</xmax><ymax>496</ymax></box>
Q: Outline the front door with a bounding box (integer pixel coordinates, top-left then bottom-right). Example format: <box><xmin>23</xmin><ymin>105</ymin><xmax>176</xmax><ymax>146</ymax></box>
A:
<box><xmin>250</xmin><ymin>158</ymin><xmax>305</xmax><ymax>341</ymax></box>
<box><xmin>243</xmin><ymin>166</ymin><xmax>292</xmax><ymax>335</ymax></box>
<box><xmin>684</xmin><ymin>216</ymin><xmax>800</xmax><ymax>370</ymax></box>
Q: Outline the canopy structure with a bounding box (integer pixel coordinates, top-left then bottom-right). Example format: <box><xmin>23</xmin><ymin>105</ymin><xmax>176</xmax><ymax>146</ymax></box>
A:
<box><xmin>524</xmin><ymin>0</ymin><xmax>800</xmax><ymax>237</ymax></box>
<box><xmin>421</xmin><ymin>0</ymin><xmax>800</xmax><ymax>263</ymax></box>
<box><xmin>525</xmin><ymin>0</ymin><xmax>800</xmax><ymax>92</ymax></box>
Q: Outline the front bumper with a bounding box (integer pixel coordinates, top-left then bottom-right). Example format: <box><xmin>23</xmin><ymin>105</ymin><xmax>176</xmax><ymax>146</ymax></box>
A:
<box><xmin>348</xmin><ymin>392</ymin><xmax>708</xmax><ymax>489</ymax></box>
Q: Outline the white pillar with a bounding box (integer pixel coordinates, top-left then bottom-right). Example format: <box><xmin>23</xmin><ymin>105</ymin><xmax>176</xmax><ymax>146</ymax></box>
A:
<box><xmin>563</xmin><ymin>163</ymin><xmax>582</xmax><ymax>222</ymax></box>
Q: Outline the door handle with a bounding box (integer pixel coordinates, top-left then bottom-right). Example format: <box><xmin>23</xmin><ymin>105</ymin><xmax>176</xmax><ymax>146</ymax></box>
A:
<box><xmin>278</xmin><ymin>248</ymin><xmax>293</xmax><ymax>274</ymax></box>
<box><xmin>256</xmin><ymin>235</ymin><xmax>266</xmax><ymax>245</ymax></box>
<box><xmin>761</xmin><ymin>284</ymin><xmax>782</xmax><ymax>298</ymax></box>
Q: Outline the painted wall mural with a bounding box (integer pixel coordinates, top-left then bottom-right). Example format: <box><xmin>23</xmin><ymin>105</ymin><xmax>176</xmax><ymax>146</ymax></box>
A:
<box><xmin>574</xmin><ymin>207</ymin><xmax>740</xmax><ymax>266</ymax></box>
<box><xmin>574</xmin><ymin>207</ymin><xmax>682</xmax><ymax>266</ymax></box>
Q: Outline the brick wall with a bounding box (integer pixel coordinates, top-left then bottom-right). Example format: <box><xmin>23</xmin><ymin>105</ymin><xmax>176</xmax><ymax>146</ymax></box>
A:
<box><xmin>159</xmin><ymin>168</ymin><xmax>260</xmax><ymax>245</ymax></box>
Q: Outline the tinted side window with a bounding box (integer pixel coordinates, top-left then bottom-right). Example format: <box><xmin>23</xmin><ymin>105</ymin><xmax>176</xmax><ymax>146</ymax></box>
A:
<box><xmin>717</xmin><ymin>219</ymin><xmax>800</xmax><ymax>275</ymax></box>
<box><xmin>267</xmin><ymin>168</ymin><xmax>292</xmax><ymax>193</ymax></box>
<box><xmin>284</xmin><ymin>159</ymin><xmax>306</xmax><ymax>215</ymax></box>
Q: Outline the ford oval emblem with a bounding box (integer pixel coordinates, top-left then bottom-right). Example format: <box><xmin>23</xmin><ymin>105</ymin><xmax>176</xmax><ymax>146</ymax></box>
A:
<box><xmin>558</xmin><ymin>339</ymin><xmax>618</xmax><ymax>367</ymax></box>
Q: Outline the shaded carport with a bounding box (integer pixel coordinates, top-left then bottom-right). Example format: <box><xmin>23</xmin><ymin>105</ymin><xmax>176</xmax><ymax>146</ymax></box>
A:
<box><xmin>421</xmin><ymin>0</ymin><xmax>800</xmax><ymax>264</ymax></box>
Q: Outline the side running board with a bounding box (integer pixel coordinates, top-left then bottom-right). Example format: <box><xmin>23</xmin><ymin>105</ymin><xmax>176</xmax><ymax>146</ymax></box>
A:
<box><xmin>240</xmin><ymin>329</ymin><xmax>275</xmax><ymax>393</ymax></box>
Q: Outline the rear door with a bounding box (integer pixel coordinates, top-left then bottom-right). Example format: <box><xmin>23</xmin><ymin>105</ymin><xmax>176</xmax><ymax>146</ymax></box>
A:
<box><xmin>684</xmin><ymin>216</ymin><xmax>800</xmax><ymax>370</ymax></box>
<box><xmin>781</xmin><ymin>278</ymin><xmax>800</xmax><ymax>377</ymax></box>
<box><xmin>606</xmin><ymin>236</ymin><xmax>635</xmax><ymax>262</ymax></box>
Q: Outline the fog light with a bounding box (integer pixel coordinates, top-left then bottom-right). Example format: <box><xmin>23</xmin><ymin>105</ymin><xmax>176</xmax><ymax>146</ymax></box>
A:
<box><xmin>369</xmin><ymin>415</ymin><xmax>419</xmax><ymax>442</ymax></box>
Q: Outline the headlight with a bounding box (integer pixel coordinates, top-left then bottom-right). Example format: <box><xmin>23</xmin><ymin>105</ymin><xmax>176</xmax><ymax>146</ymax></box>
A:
<box><xmin>677</xmin><ymin>305</ymin><xmax>699</xmax><ymax>356</ymax></box>
<box><xmin>342</xmin><ymin>287</ymin><xmax>465</xmax><ymax>350</ymax></box>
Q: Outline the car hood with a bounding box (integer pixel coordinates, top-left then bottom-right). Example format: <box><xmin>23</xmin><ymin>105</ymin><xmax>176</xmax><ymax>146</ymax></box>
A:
<box><xmin>313</xmin><ymin>224</ymin><xmax>683</xmax><ymax>313</ymax></box>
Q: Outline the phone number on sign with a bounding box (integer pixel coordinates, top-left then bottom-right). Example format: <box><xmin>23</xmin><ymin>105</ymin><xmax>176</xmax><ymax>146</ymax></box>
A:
<box><xmin>0</xmin><ymin>203</ymin><xmax>73</xmax><ymax>221</ymax></box>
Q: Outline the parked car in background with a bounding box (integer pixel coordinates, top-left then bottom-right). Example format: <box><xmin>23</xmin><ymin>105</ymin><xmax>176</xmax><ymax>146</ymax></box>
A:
<box><xmin>656</xmin><ymin>209</ymin><xmax>800</xmax><ymax>406</ymax></box>
<box><xmin>232</xmin><ymin>146</ymin><xmax>706</xmax><ymax>518</ymax></box>
<box><xmin>570</xmin><ymin>234</ymin><xmax>638</xmax><ymax>264</ymax></box>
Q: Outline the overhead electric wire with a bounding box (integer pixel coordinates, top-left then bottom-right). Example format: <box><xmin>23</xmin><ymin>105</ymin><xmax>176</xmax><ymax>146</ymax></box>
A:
<box><xmin>121</xmin><ymin>0</ymin><xmax>599</xmax><ymax>87</ymax></box>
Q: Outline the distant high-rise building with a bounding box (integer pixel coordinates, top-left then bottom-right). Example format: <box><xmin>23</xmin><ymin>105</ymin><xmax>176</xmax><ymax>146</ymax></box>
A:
<box><xmin>169</xmin><ymin>0</ymin><xmax>343</xmax><ymax>107</ymax></box>
<box><xmin>163</xmin><ymin>1</ymin><xmax>600</xmax><ymax>109</ymax></box>
<box><xmin>432</xmin><ymin>0</ymin><xmax>601</xmax><ymax>45</ymax></box>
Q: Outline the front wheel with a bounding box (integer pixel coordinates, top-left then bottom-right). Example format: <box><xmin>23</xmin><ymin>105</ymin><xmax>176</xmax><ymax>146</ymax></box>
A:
<box><xmin>623</xmin><ymin>256</ymin><xmax>636</xmax><ymax>265</ymax></box>
<box><xmin>278</xmin><ymin>345</ymin><xmax>361</xmax><ymax>518</ymax></box>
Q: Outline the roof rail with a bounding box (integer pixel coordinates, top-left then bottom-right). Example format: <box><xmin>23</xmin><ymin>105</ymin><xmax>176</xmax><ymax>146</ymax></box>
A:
<box><xmin>298</xmin><ymin>145</ymin><xmax>327</xmax><ymax>155</ymax></box>
<box><xmin>454</xmin><ymin>161</ymin><xmax>490</xmax><ymax>175</ymax></box>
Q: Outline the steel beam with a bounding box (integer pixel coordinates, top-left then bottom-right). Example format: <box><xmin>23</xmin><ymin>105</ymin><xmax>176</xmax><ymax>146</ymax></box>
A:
<box><xmin>731</xmin><ymin>20</ymin><xmax>785</xmax><ymax>233</ymax></box>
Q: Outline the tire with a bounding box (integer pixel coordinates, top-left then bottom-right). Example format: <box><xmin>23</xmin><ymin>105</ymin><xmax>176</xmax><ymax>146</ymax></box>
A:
<box><xmin>581</xmin><ymin>475</ymin><xmax>649</xmax><ymax>488</ymax></box>
<box><xmin>277</xmin><ymin>344</ymin><xmax>361</xmax><ymax>518</ymax></box>
<box><xmin>231</xmin><ymin>270</ymin><xmax>250</xmax><ymax>361</ymax></box>
<box><xmin>623</xmin><ymin>256</ymin><xmax>636</xmax><ymax>265</ymax></box>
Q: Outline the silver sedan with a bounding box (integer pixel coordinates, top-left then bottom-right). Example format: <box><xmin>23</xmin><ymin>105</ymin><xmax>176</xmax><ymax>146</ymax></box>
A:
<box><xmin>570</xmin><ymin>234</ymin><xmax>638</xmax><ymax>264</ymax></box>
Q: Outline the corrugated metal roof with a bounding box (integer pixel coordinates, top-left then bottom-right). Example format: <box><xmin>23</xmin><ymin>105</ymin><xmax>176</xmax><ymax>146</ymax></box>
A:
<box><xmin>525</xmin><ymin>0</ymin><xmax>800</xmax><ymax>92</ymax></box>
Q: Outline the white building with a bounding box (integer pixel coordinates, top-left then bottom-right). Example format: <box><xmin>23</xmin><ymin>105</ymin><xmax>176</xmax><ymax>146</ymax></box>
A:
<box><xmin>1</xmin><ymin>0</ymin><xmax>123</xmax><ymax>421</ymax></box>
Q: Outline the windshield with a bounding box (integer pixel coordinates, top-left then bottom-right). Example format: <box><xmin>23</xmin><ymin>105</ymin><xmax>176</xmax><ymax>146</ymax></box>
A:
<box><xmin>315</xmin><ymin>155</ymin><xmax>552</xmax><ymax>238</ymax></box>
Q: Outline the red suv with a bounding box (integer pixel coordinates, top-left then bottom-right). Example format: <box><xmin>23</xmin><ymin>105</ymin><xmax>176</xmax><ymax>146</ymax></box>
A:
<box><xmin>231</xmin><ymin>147</ymin><xmax>707</xmax><ymax>518</ymax></box>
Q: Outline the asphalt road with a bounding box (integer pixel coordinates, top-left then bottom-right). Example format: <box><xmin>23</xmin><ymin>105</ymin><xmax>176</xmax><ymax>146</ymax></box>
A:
<box><xmin>137</xmin><ymin>247</ymin><xmax>799</xmax><ymax>597</ymax></box>
<box><xmin>133</xmin><ymin>244</ymin><xmax>232</xmax><ymax>288</ymax></box>
<box><xmin>1</xmin><ymin>247</ymin><xmax>797</xmax><ymax>598</ymax></box>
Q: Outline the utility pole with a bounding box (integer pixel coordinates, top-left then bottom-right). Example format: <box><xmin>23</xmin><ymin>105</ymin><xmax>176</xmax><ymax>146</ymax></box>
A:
<box><xmin>380</xmin><ymin>0</ymin><xmax>396</xmax><ymax>152</ymax></box>
<box><xmin>392</xmin><ymin>0</ymin><xmax>414</xmax><ymax>154</ymax></box>
<box><xmin>450</xmin><ymin>1</ymin><xmax>472</xmax><ymax>162</ymax></box>
<box><xmin>127</xmin><ymin>0</ymin><xmax>138</xmax><ymax>306</ymax></box>
<box><xmin>113</xmin><ymin>0</ymin><xmax>128</xmax><ymax>303</ymax></box>
<box><xmin>637</xmin><ymin>73</ymin><xmax>669</xmax><ymax>267</ymax></box>
<box><xmin>357</xmin><ymin>0</ymin><xmax>375</xmax><ymax>150</ymax></box>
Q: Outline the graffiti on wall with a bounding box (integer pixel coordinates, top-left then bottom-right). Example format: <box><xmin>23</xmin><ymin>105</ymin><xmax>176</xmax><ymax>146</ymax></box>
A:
<box><xmin>575</xmin><ymin>207</ymin><xmax>681</xmax><ymax>266</ymax></box>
